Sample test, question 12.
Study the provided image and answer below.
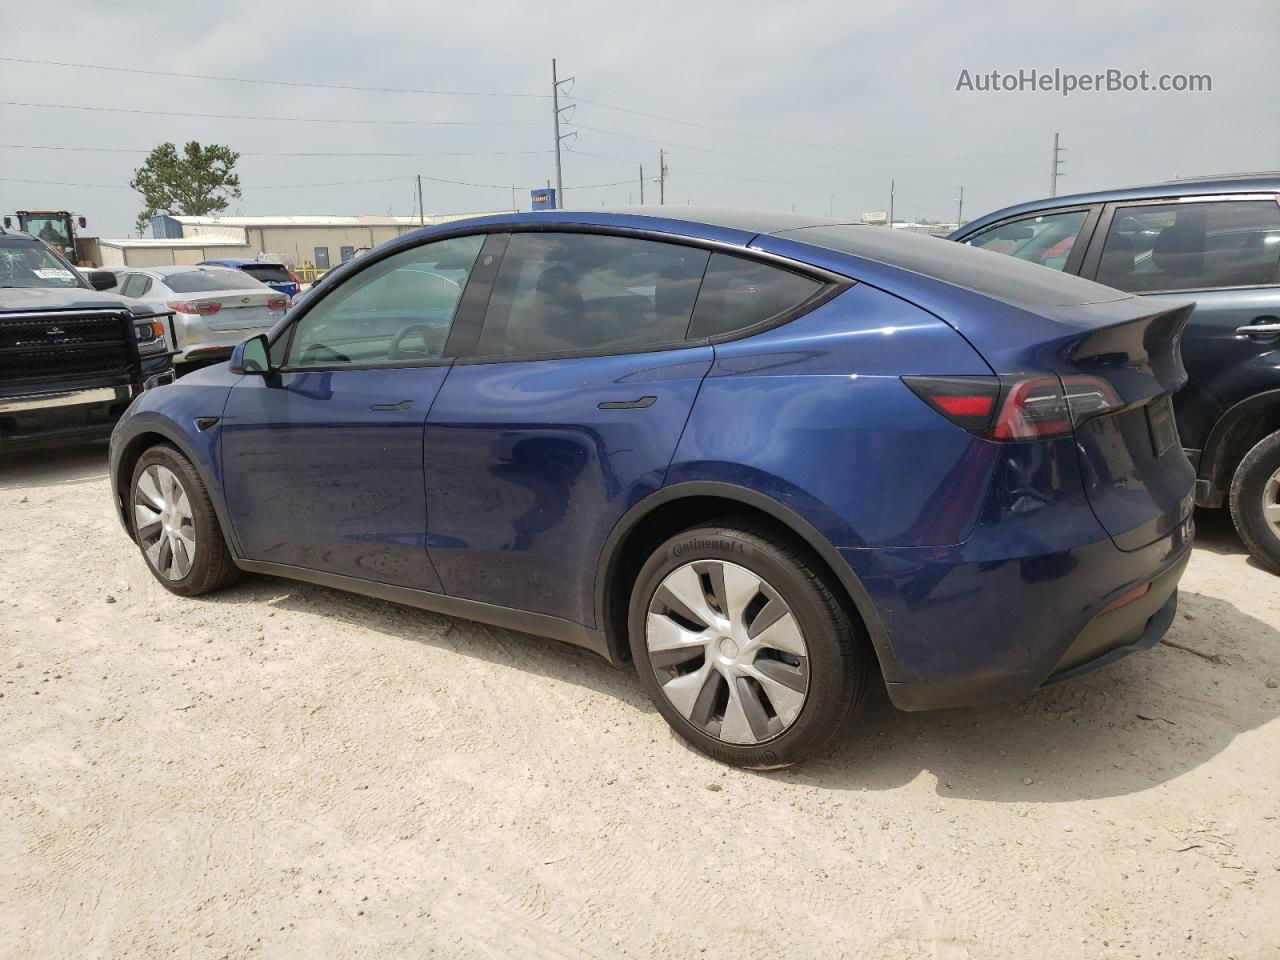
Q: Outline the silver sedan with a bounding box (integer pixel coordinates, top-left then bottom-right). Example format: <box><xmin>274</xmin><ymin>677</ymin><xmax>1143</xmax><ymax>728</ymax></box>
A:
<box><xmin>113</xmin><ymin>265</ymin><xmax>289</xmax><ymax>366</ymax></box>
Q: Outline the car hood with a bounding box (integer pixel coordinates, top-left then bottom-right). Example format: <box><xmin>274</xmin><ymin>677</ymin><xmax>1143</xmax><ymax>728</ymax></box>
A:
<box><xmin>0</xmin><ymin>286</ymin><xmax>142</xmax><ymax>314</ymax></box>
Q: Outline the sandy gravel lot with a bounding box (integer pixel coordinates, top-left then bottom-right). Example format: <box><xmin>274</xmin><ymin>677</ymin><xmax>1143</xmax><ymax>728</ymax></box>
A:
<box><xmin>1</xmin><ymin>442</ymin><xmax>1278</xmax><ymax>959</ymax></box>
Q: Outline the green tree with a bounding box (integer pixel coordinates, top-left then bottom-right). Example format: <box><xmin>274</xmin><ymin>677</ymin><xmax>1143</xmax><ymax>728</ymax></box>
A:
<box><xmin>130</xmin><ymin>141</ymin><xmax>242</xmax><ymax>234</ymax></box>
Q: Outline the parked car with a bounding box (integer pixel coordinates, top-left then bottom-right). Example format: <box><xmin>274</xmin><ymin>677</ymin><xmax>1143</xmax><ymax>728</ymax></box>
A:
<box><xmin>110</xmin><ymin>208</ymin><xmax>1195</xmax><ymax>766</ymax></box>
<box><xmin>114</xmin><ymin>265</ymin><xmax>290</xmax><ymax>368</ymax></box>
<box><xmin>952</xmin><ymin>173</ymin><xmax>1280</xmax><ymax>571</ymax></box>
<box><xmin>1</xmin><ymin>226</ymin><xmax>173</xmax><ymax>446</ymax></box>
<box><xmin>197</xmin><ymin>257</ymin><xmax>301</xmax><ymax>299</ymax></box>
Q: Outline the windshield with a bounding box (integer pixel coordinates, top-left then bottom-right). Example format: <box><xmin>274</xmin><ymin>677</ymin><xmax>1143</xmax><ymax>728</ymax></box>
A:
<box><xmin>0</xmin><ymin>239</ymin><xmax>87</xmax><ymax>289</ymax></box>
<box><xmin>165</xmin><ymin>269</ymin><xmax>266</xmax><ymax>293</ymax></box>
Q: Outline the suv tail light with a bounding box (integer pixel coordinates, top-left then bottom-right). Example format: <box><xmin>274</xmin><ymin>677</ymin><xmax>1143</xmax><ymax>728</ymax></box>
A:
<box><xmin>168</xmin><ymin>300</ymin><xmax>221</xmax><ymax>315</ymax></box>
<box><xmin>267</xmin><ymin>296</ymin><xmax>290</xmax><ymax>311</ymax></box>
<box><xmin>904</xmin><ymin>374</ymin><xmax>1121</xmax><ymax>440</ymax></box>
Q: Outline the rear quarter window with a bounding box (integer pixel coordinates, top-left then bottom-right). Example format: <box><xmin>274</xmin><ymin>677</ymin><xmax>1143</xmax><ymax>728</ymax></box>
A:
<box><xmin>687</xmin><ymin>253</ymin><xmax>823</xmax><ymax>339</ymax></box>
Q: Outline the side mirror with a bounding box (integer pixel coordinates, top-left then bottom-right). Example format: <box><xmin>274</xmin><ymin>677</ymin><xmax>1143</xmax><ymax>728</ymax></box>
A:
<box><xmin>85</xmin><ymin>269</ymin><xmax>117</xmax><ymax>291</ymax></box>
<box><xmin>230</xmin><ymin>334</ymin><xmax>272</xmax><ymax>375</ymax></box>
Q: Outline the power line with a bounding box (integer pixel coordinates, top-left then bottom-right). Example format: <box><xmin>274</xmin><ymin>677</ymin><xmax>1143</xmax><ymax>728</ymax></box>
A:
<box><xmin>0</xmin><ymin>99</ymin><xmax>544</xmax><ymax>128</ymax></box>
<box><xmin>0</xmin><ymin>143</ymin><xmax>552</xmax><ymax>158</ymax></box>
<box><xmin>568</xmin><ymin>95</ymin><xmax>1046</xmax><ymax>160</ymax></box>
<box><xmin>567</xmin><ymin>122</ymin><xmax>1046</xmax><ymax>177</ymax></box>
<box><xmin>0</xmin><ymin>56</ymin><xmax>549</xmax><ymax>99</ymax></box>
<box><xmin>83</xmin><ymin>0</ymin><xmax>545</xmax><ymax>62</ymax></box>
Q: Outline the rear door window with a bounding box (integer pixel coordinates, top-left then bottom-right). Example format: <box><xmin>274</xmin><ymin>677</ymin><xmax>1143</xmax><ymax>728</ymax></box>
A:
<box><xmin>475</xmin><ymin>233</ymin><xmax>710</xmax><ymax>357</ymax></box>
<box><xmin>963</xmin><ymin>209</ymin><xmax>1090</xmax><ymax>272</ymax></box>
<box><xmin>687</xmin><ymin>253</ymin><xmax>822</xmax><ymax>339</ymax></box>
<box><xmin>1093</xmin><ymin>199</ymin><xmax>1280</xmax><ymax>292</ymax></box>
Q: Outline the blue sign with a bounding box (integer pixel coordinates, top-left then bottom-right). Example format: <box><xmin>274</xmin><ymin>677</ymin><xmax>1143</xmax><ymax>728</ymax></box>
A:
<box><xmin>530</xmin><ymin>188</ymin><xmax>557</xmax><ymax>210</ymax></box>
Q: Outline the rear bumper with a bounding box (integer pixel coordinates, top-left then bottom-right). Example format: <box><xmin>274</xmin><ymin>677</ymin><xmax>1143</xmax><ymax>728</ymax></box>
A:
<box><xmin>843</xmin><ymin>512</ymin><xmax>1194</xmax><ymax>712</ymax></box>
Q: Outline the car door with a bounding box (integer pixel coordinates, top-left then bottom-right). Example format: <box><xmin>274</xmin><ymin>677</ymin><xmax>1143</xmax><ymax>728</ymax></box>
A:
<box><xmin>1079</xmin><ymin>195</ymin><xmax>1280</xmax><ymax>457</ymax></box>
<box><xmin>219</xmin><ymin>232</ymin><xmax>490</xmax><ymax>590</ymax></box>
<box><xmin>423</xmin><ymin>231</ymin><xmax>715</xmax><ymax>626</ymax></box>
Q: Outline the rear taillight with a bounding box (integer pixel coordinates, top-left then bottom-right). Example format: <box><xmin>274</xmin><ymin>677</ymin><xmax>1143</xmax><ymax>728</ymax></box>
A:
<box><xmin>268</xmin><ymin>296</ymin><xmax>289</xmax><ymax>311</ymax></box>
<box><xmin>168</xmin><ymin>300</ymin><xmax>221</xmax><ymax>316</ymax></box>
<box><xmin>904</xmin><ymin>374</ymin><xmax>1121</xmax><ymax>441</ymax></box>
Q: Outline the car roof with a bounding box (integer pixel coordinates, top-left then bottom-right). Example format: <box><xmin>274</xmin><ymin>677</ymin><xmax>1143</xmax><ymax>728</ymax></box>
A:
<box><xmin>123</xmin><ymin>265</ymin><xmax>241</xmax><ymax>277</ymax></box>
<box><xmin>200</xmin><ymin>257</ymin><xmax>285</xmax><ymax>267</ymax></box>
<box><xmin>956</xmin><ymin>171</ymin><xmax>1280</xmax><ymax>236</ymax></box>
<box><xmin>393</xmin><ymin>206</ymin><xmax>1132</xmax><ymax>313</ymax></box>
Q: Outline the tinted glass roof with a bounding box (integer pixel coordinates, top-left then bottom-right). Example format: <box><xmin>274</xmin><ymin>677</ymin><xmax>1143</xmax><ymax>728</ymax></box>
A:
<box><xmin>773</xmin><ymin>223</ymin><xmax>1130</xmax><ymax>308</ymax></box>
<box><xmin>592</xmin><ymin>206</ymin><xmax>851</xmax><ymax>235</ymax></box>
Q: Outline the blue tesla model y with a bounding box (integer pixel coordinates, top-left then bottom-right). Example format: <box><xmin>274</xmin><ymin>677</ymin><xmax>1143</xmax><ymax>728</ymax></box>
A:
<box><xmin>110</xmin><ymin>208</ymin><xmax>1195</xmax><ymax>766</ymax></box>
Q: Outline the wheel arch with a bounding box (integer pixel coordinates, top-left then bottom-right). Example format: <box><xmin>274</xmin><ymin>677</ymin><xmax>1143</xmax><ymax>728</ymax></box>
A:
<box><xmin>112</xmin><ymin>419</ymin><xmax>238</xmax><ymax>554</ymax></box>
<box><xmin>1198</xmin><ymin>389</ymin><xmax>1280</xmax><ymax>503</ymax></box>
<box><xmin>593</xmin><ymin>481</ymin><xmax>901</xmax><ymax>680</ymax></box>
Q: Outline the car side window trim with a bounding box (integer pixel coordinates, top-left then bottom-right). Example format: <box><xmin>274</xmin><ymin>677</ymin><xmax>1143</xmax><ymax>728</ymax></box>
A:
<box><xmin>1080</xmin><ymin>195</ymin><xmax>1280</xmax><ymax>292</ymax></box>
<box><xmin>451</xmin><ymin>229</ymin><xmax>850</xmax><ymax>366</ymax></box>
<box><xmin>265</xmin><ymin>223</ymin><xmax>850</xmax><ymax>368</ymax></box>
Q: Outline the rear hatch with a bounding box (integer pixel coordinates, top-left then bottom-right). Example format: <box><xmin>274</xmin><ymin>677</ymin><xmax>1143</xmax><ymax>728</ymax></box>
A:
<box><xmin>757</xmin><ymin>224</ymin><xmax>1197</xmax><ymax>551</ymax></box>
<box><xmin>946</xmin><ymin>294</ymin><xmax>1197</xmax><ymax>550</ymax></box>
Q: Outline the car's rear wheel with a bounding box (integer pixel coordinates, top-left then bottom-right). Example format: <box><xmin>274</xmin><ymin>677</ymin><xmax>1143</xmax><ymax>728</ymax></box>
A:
<box><xmin>628</xmin><ymin>519</ymin><xmax>870</xmax><ymax>767</ymax></box>
<box><xmin>131</xmin><ymin>445</ymin><xmax>241</xmax><ymax>595</ymax></box>
<box><xmin>1229</xmin><ymin>430</ymin><xmax>1280</xmax><ymax>574</ymax></box>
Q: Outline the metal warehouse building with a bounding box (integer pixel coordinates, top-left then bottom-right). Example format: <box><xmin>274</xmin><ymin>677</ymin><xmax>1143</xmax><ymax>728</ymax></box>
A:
<box><xmin>98</xmin><ymin>212</ymin><xmax>512</xmax><ymax>272</ymax></box>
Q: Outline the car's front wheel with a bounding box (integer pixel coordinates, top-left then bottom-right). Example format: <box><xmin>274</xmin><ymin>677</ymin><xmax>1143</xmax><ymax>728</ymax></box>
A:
<box><xmin>1229</xmin><ymin>429</ymin><xmax>1280</xmax><ymax>574</ymax></box>
<box><xmin>629</xmin><ymin>519</ymin><xmax>871</xmax><ymax>767</ymax></box>
<box><xmin>130</xmin><ymin>445</ymin><xmax>242</xmax><ymax>595</ymax></box>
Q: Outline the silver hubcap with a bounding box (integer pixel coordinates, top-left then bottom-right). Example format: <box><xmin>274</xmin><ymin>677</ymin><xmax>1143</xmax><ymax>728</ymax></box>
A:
<box><xmin>1265</xmin><ymin>467</ymin><xmax>1280</xmax><ymax>539</ymax></box>
<box><xmin>645</xmin><ymin>559</ymin><xmax>809</xmax><ymax>745</ymax></box>
<box><xmin>134</xmin><ymin>464</ymin><xmax>195</xmax><ymax>580</ymax></box>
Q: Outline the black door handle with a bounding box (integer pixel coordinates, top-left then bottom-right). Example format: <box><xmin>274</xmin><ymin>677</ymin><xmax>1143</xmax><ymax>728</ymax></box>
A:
<box><xmin>370</xmin><ymin>399</ymin><xmax>414</xmax><ymax>411</ymax></box>
<box><xmin>598</xmin><ymin>396</ymin><xmax>657</xmax><ymax>410</ymax></box>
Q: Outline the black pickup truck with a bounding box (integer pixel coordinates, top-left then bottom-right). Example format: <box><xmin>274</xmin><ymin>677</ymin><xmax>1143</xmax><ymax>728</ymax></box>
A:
<box><xmin>1</xmin><ymin>227</ymin><xmax>175</xmax><ymax>447</ymax></box>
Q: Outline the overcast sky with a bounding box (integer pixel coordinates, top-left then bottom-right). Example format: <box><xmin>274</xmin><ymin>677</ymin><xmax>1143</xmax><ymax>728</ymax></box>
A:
<box><xmin>1</xmin><ymin>0</ymin><xmax>1277</xmax><ymax>238</ymax></box>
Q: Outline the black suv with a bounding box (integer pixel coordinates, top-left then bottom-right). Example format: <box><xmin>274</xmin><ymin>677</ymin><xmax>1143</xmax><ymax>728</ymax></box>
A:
<box><xmin>953</xmin><ymin>174</ymin><xmax>1280</xmax><ymax>571</ymax></box>
<box><xmin>0</xmin><ymin>227</ymin><xmax>175</xmax><ymax>446</ymax></box>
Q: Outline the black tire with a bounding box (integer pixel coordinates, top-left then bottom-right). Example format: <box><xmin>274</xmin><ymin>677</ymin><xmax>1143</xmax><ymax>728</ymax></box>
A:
<box><xmin>130</xmin><ymin>445</ymin><xmax>242</xmax><ymax>596</ymax></box>
<box><xmin>1228</xmin><ymin>430</ymin><xmax>1280</xmax><ymax>574</ymax></box>
<box><xmin>628</xmin><ymin>518</ymin><xmax>871</xmax><ymax>768</ymax></box>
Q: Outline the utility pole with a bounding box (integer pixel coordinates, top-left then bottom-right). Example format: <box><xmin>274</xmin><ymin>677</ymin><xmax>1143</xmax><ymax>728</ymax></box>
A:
<box><xmin>511</xmin><ymin>185</ymin><xmax>516</xmax><ymax>211</ymax></box>
<box><xmin>416</xmin><ymin>174</ymin><xmax>424</xmax><ymax>226</ymax></box>
<box><xmin>551</xmin><ymin>59</ymin><xmax>575</xmax><ymax>209</ymax></box>
<box><xmin>829</xmin><ymin>194</ymin><xmax>835</xmax><ymax>216</ymax></box>
<box><xmin>889</xmin><ymin>179</ymin><xmax>895</xmax><ymax>227</ymax></box>
<box><xmin>1050</xmin><ymin>132</ymin><xmax>1066</xmax><ymax>197</ymax></box>
<box><xmin>639</xmin><ymin>163</ymin><xmax>645</xmax><ymax>205</ymax></box>
<box><xmin>657</xmin><ymin>149</ymin><xmax>668</xmax><ymax>205</ymax></box>
<box><xmin>956</xmin><ymin>185</ymin><xmax>964</xmax><ymax>226</ymax></box>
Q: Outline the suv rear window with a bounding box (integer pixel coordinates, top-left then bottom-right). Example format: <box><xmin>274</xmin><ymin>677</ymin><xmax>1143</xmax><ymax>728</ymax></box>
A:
<box><xmin>1095</xmin><ymin>199</ymin><xmax>1280</xmax><ymax>292</ymax></box>
<box><xmin>687</xmin><ymin>253</ymin><xmax>822</xmax><ymax>339</ymax></box>
<box><xmin>239</xmin><ymin>264</ymin><xmax>291</xmax><ymax>283</ymax></box>
<box><xmin>165</xmin><ymin>270</ymin><xmax>264</xmax><ymax>293</ymax></box>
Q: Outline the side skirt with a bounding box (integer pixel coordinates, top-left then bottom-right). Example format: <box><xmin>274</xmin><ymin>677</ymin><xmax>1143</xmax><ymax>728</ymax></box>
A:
<box><xmin>234</xmin><ymin>559</ymin><xmax>617</xmax><ymax>664</ymax></box>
